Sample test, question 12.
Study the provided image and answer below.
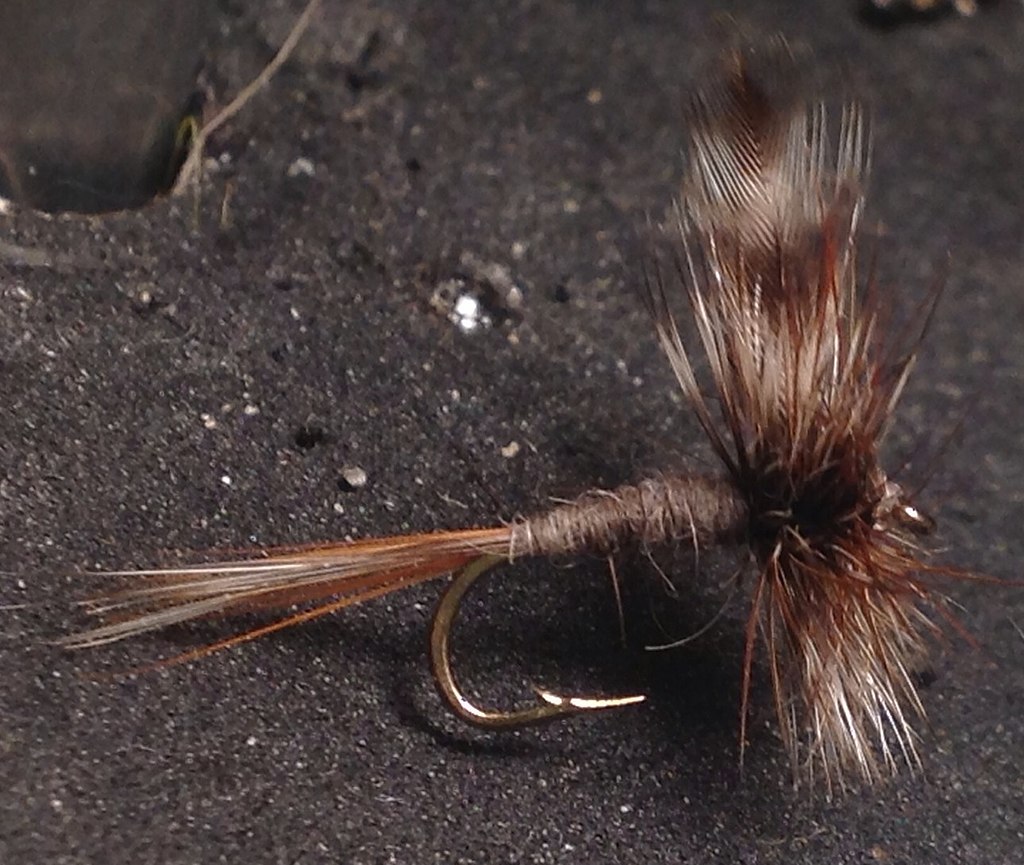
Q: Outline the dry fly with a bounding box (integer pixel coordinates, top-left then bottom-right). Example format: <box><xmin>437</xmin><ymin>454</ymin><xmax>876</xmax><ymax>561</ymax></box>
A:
<box><xmin>65</xmin><ymin>46</ymin><xmax>962</xmax><ymax>792</ymax></box>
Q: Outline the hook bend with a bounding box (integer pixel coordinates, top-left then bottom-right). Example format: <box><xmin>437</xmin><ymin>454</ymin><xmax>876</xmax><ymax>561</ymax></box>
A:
<box><xmin>429</xmin><ymin>554</ymin><xmax>646</xmax><ymax>729</ymax></box>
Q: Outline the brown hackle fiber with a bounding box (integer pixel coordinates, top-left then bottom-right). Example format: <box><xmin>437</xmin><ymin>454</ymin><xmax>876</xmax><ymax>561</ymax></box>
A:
<box><xmin>63</xmin><ymin>42</ymin><xmax>966</xmax><ymax>793</ymax></box>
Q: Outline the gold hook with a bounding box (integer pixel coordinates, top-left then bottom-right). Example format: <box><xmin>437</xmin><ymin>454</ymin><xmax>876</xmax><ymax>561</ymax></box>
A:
<box><xmin>429</xmin><ymin>554</ymin><xmax>646</xmax><ymax>728</ymax></box>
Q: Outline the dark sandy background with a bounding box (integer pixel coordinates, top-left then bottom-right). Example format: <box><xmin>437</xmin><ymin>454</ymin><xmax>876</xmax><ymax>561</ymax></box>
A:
<box><xmin>2</xmin><ymin>2</ymin><xmax>1022</xmax><ymax>863</ymax></box>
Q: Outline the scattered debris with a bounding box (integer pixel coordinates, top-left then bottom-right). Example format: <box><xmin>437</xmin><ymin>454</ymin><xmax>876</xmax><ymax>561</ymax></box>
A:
<box><xmin>287</xmin><ymin>157</ymin><xmax>316</xmax><ymax>178</ymax></box>
<box><xmin>500</xmin><ymin>441</ymin><xmax>520</xmax><ymax>459</ymax></box>
<box><xmin>0</xmin><ymin>239</ymin><xmax>105</xmax><ymax>271</ymax></box>
<box><xmin>173</xmin><ymin>0</ymin><xmax>323</xmax><ymax>195</ymax></box>
<box><xmin>451</xmin><ymin>291</ymin><xmax>488</xmax><ymax>331</ymax></box>
<box><xmin>429</xmin><ymin>251</ymin><xmax>526</xmax><ymax>332</ymax></box>
<box><xmin>1011</xmin><ymin>618</ymin><xmax>1024</xmax><ymax>642</ymax></box>
<box><xmin>340</xmin><ymin>465</ymin><xmax>368</xmax><ymax>490</ymax></box>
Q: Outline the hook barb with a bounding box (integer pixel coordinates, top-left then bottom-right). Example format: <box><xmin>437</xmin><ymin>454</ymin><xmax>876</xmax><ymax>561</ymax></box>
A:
<box><xmin>429</xmin><ymin>554</ymin><xmax>645</xmax><ymax>729</ymax></box>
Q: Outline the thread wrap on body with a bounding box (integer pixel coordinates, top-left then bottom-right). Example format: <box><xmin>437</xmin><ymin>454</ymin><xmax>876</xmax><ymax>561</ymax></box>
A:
<box><xmin>509</xmin><ymin>475</ymin><xmax>747</xmax><ymax>560</ymax></box>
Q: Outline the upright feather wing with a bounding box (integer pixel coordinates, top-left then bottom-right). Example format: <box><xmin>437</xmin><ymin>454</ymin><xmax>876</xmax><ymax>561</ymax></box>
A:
<box><xmin>645</xmin><ymin>44</ymin><xmax>946</xmax><ymax>791</ymax></box>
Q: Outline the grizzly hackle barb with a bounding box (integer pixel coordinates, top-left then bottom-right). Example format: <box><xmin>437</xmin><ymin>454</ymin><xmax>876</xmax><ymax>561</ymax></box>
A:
<box><xmin>643</xmin><ymin>45</ymin><xmax>949</xmax><ymax>790</ymax></box>
<box><xmin>64</xmin><ymin>44</ymin><xmax>954</xmax><ymax>792</ymax></box>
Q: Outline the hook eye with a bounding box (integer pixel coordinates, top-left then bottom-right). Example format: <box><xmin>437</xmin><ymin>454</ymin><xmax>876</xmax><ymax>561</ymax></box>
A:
<box><xmin>898</xmin><ymin>502</ymin><xmax>936</xmax><ymax>536</ymax></box>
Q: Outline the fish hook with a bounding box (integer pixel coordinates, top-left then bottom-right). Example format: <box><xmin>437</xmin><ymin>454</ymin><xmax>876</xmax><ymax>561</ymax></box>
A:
<box><xmin>429</xmin><ymin>554</ymin><xmax>646</xmax><ymax>728</ymax></box>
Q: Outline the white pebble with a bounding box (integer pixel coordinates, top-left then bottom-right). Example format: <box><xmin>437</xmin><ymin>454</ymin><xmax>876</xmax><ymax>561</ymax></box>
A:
<box><xmin>341</xmin><ymin>466</ymin><xmax>368</xmax><ymax>489</ymax></box>
<box><xmin>287</xmin><ymin>157</ymin><xmax>316</xmax><ymax>178</ymax></box>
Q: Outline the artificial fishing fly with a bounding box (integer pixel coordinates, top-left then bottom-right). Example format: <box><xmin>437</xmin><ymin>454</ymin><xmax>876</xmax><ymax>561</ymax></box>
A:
<box><xmin>65</xmin><ymin>45</ymin><xmax>962</xmax><ymax>792</ymax></box>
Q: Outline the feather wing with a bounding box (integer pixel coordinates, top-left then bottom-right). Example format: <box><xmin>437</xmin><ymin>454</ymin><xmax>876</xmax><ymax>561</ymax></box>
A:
<box><xmin>645</xmin><ymin>43</ymin><xmax>945</xmax><ymax>790</ymax></box>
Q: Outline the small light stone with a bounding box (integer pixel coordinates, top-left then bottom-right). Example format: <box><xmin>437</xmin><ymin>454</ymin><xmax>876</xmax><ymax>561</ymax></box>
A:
<box><xmin>454</xmin><ymin>294</ymin><xmax>479</xmax><ymax>319</ymax></box>
<box><xmin>452</xmin><ymin>293</ymin><xmax>490</xmax><ymax>331</ymax></box>
<box><xmin>505</xmin><ymin>285</ymin><xmax>524</xmax><ymax>310</ymax></box>
<box><xmin>340</xmin><ymin>466</ymin><xmax>368</xmax><ymax>489</ymax></box>
<box><xmin>500</xmin><ymin>441</ymin><xmax>520</xmax><ymax>458</ymax></box>
<box><xmin>287</xmin><ymin>157</ymin><xmax>316</xmax><ymax>178</ymax></box>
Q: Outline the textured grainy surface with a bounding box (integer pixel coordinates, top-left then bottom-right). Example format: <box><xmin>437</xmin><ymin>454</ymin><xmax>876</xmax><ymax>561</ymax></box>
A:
<box><xmin>2</xmin><ymin>2</ymin><xmax>1023</xmax><ymax>864</ymax></box>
